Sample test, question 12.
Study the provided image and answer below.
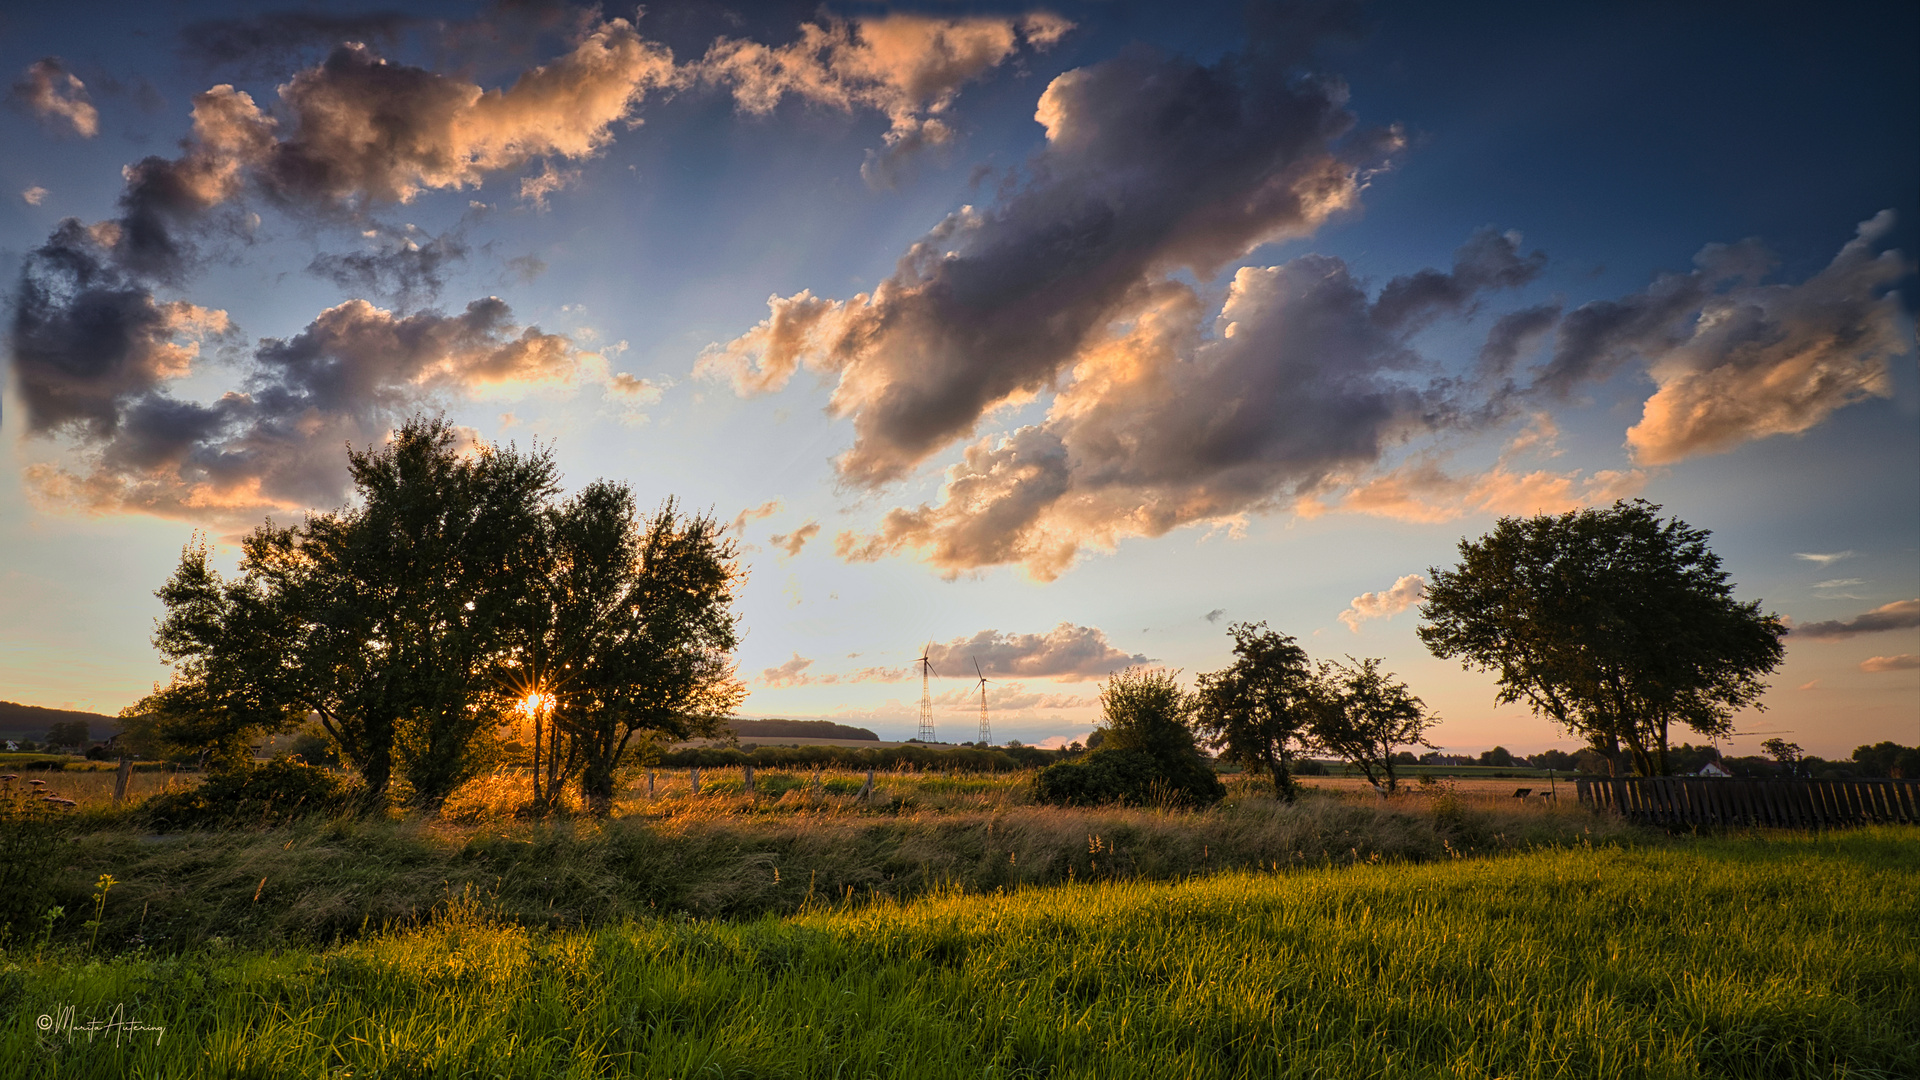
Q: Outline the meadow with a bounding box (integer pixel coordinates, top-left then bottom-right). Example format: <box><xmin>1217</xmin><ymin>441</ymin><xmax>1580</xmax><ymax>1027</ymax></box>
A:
<box><xmin>4</xmin><ymin>829</ymin><xmax>1914</xmax><ymax>1079</ymax></box>
<box><xmin>6</xmin><ymin>766</ymin><xmax>1632</xmax><ymax>952</ymax></box>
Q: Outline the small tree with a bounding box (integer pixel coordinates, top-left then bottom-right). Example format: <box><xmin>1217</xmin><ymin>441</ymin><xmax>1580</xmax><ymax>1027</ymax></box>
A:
<box><xmin>1194</xmin><ymin>622</ymin><xmax>1317</xmax><ymax>800</ymax></box>
<box><xmin>1761</xmin><ymin>737</ymin><xmax>1805</xmax><ymax>777</ymax></box>
<box><xmin>1419</xmin><ymin>500</ymin><xmax>1786</xmax><ymax>776</ymax></box>
<box><xmin>1309</xmin><ymin>658</ymin><xmax>1435</xmax><ymax>793</ymax></box>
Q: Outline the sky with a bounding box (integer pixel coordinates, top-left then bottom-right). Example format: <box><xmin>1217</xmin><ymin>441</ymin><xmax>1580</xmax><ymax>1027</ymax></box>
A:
<box><xmin>2</xmin><ymin>0</ymin><xmax>1915</xmax><ymax>758</ymax></box>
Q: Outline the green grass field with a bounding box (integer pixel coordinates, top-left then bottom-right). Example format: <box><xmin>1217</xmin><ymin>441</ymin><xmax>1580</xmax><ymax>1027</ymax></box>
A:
<box><xmin>6</xmin><ymin>828</ymin><xmax>1914</xmax><ymax>1079</ymax></box>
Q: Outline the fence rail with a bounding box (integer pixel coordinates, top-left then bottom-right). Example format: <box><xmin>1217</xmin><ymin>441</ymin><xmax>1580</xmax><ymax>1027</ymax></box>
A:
<box><xmin>1575</xmin><ymin>776</ymin><xmax>1920</xmax><ymax>827</ymax></box>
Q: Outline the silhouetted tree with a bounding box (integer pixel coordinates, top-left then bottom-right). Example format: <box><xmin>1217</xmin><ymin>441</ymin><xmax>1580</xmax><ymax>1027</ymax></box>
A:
<box><xmin>138</xmin><ymin>417</ymin><xmax>743</xmax><ymax>813</ymax></box>
<box><xmin>1309</xmin><ymin>658</ymin><xmax>1434</xmax><ymax>793</ymax></box>
<box><xmin>515</xmin><ymin>486</ymin><xmax>745</xmax><ymax>814</ymax></box>
<box><xmin>1419</xmin><ymin>500</ymin><xmax>1786</xmax><ymax>776</ymax></box>
<box><xmin>1194</xmin><ymin>622</ymin><xmax>1317</xmax><ymax>800</ymax></box>
<box><xmin>43</xmin><ymin>719</ymin><xmax>90</xmax><ymax>751</ymax></box>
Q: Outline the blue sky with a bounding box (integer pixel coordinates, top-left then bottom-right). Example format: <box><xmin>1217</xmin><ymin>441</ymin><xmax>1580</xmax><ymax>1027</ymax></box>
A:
<box><xmin>2</xmin><ymin>0</ymin><xmax>1915</xmax><ymax>757</ymax></box>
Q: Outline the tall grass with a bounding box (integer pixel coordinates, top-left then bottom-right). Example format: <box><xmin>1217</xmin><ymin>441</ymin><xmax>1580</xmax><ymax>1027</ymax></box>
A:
<box><xmin>16</xmin><ymin>780</ymin><xmax>1634</xmax><ymax>953</ymax></box>
<box><xmin>5</xmin><ymin>829</ymin><xmax>1913</xmax><ymax>1078</ymax></box>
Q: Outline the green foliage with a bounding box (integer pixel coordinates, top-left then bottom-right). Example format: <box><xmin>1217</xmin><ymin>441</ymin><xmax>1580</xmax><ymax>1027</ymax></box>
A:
<box><xmin>1036</xmin><ymin>668</ymin><xmax>1224</xmax><ymax>807</ymax></box>
<box><xmin>1420</xmin><ymin>499</ymin><xmax>1787</xmax><ymax>776</ymax></box>
<box><xmin>1194</xmin><ymin>622</ymin><xmax>1316</xmax><ymax>800</ymax></box>
<box><xmin>141</xmin><ymin>758</ymin><xmax>351</xmax><ymax>830</ymax></box>
<box><xmin>5</xmin><ymin>833</ymin><xmax>1914</xmax><ymax>1078</ymax></box>
<box><xmin>1309</xmin><ymin>658</ymin><xmax>1436</xmax><ymax>792</ymax></box>
<box><xmin>0</xmin><ymin>775</ymin><xmax>67</xmax><ymax>945</ymax></box>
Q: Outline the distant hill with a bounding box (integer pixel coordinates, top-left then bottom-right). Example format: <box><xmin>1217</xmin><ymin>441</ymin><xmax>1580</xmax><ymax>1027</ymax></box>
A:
<box><xmin>0</xmin><ymin>700</ymin><xmax>120</xmax><ymax>742</ymax></box>
<box><xmin>728</xmin><ymin>718</ymin><xmax>878</xmax><ymax>742</ymax></box>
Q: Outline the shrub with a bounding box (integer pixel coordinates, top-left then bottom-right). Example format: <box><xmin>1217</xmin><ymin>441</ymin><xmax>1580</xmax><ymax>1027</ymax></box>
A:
<box><xmin>1035</xmin><ymin>668</ymin><xmax>1226</xmax><ymax>808</ymax></box>
<box><xmin>143</xmin><ymin>758</ymin><xmax>352</xmax><ymax>829</ymax></box>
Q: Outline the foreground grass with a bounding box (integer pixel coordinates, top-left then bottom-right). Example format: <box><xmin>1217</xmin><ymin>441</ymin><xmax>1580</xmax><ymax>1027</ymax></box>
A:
<box><xmin>6</xmin><ymin>829</ymin><xmax>1915</xmax><ymax>1079</ymax></box>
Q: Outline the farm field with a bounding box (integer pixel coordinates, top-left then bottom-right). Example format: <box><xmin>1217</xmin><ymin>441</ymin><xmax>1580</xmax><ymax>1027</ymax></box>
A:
<box><xmin>5</xmin><ymin>829</ymin><xmax>1914</xmax><ymax>1079</ymax></box>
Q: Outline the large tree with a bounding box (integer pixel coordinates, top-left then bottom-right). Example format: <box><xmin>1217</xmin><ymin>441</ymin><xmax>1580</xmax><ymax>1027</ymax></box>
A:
<box><xmin>142</xmin><ymin>417</ymin><xmax>597</xmax><ymax>810</ymax></box>
<box><xmin>1308</xmin><ymin>657</ymin><xmax>1434</xmax><ymax>793</ymax></box>
<box><xmin>1418</xmin><ymin>500</ymin><xmax>1787</xmax><ymax>776</ymax></box>
<box><xmin>1194</xmin><ymin>622</ymin><xmax>1317</xmax><ymax>800</ymax></box>
<box><xmin>514</xmin><ymin>486</ymin><xmax>745</xmax><ymax>815</ymax></box>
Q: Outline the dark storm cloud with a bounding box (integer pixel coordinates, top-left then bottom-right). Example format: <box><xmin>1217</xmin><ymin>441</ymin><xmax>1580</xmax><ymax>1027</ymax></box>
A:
<box><xmin>704</xmin><ymin>39</ymin><xmax>1386</xmax><ymax>486</ymax></box>
<box><xmin>1792</xmin><ymin>599</ymin><xmax>1920</xmax><ymax>640</ymax></box>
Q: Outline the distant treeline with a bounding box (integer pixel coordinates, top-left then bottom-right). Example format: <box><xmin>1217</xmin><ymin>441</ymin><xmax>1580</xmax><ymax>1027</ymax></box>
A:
<box><xmin>0</xmin><ymin>700</ymin><xmax>117</xmax><ymax>742</ymax></box>
<box><xmin>660</xmin><ymin>742</ymin><xmax>1062</xmax><ymax>773</ymax></box>
<box><xmin>725</xmin><ymin>718</ymin><xmax>879</xmax><ymax>742</ymax></box>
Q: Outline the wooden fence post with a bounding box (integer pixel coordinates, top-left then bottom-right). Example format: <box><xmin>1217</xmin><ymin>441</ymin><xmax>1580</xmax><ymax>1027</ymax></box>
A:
<box><xmin>112</xmin><ymin>757</ymin><xmax>134</xmax><ymax>804</ymax></box>
<box><xmin>743</xmin><ymin>764</ymin><xmax>755</xmax><ymax>795</ymax></box>
<box><xmin>690</xmin><ymin>767</ymin><xmax>701</xmax><ymax>795</ymax></box>
<box><xmin>858</xmin><ymin>769</ymin><xmax>874</xmax><ymax>802</ymax></box>
<box><xmin>646</xmin><ymin>770</ymin><xmax>655</xmax><ymax>797</ymax></box>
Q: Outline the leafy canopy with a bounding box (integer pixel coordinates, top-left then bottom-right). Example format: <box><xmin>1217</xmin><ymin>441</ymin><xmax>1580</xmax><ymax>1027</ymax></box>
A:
<box><xmin>1418</xmin><ymin>499</ymin><xmax>1786</xmax><ymax>776</ymax></box>
<box><xmin>1194</xmin><ymin>622</ymin><xmax>1316</xmax><ymax>800</ymax></box>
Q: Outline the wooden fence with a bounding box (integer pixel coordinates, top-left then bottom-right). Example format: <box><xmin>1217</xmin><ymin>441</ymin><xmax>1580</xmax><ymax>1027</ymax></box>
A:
<box><xmin>1575</xmin><ymin>776</ymin><xmax>1920</xmax><ymax>827</ymax></box>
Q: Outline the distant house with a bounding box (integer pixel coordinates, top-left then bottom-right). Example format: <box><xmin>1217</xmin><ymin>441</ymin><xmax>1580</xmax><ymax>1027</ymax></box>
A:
<box><xmin>1696</xmin><ymin>760</ymin><xmax>1733</xmax><ymax>778</ymax></box>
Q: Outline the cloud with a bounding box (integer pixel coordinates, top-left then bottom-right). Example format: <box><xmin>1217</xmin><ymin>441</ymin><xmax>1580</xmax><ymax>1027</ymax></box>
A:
<box><xmin>1204</xmin><ymin>608</ymin><xmax>1226</xmax><ymax>623</ymax></box>
<box><xmin>730</xmin><ymin>499</ymin><xmax>781</xmax><ymax>534</ymax></box>
<box><xmin>1321</xmin><ymin>456</ymin><xmax>1647</xmax><ymax>524</ymax></box>
<box><xmin>831</xmin><ymin>236</ymin><xmax>1549</xmax><ymax>578</ymax></box>
<box><xmin>48</xmin><ymin>15</ymin><xmax>677</xmax><ymax>289</ymax></box>
<box><xmin>932</xmin><ymin>682</ymin><xmax>1097</xmax><ymax>712</ymax></box>
<box><xmin>10</xmin><ymin>58</ymin><xmax>99</xmax><ymax>137</ymax></box>
<box><xmin>700</xmin><ymin>12</ymin><xmax>1072</xmax><ymax>186</ymax></box>
<box><xmin>21</xmin><ymin>289</ymin><xmax>605</xmax><ymax>521</ymax></box>
<box><xmin>925</xmin><ymin>623</ymin><xmax>1147</xmax><ymax>681</ymax></box>
<box><xmin>700</xmin><ymin>38</ymin><xmax>1384</xmax><ymax>490</ymax></box>
<box><xmin>1793</xmin><ymin>599</ymin><xmax>1920</xmax><ymax>640</ymax></box>
<box><xmin>1813</xmin><ymin>578</ymin><xmax>1864</xmax><ymax>589</ymax></box>
<box><xmin>755</xmin><ymin>653</ymin><xmax>911</xmax><ymax>687</ymax></box>
<box><xmin>758</xmin><ymin>653</ymin><xmax>814</xmax><ymax>687</ymax></box>
<box><xmin>10</xmin><ymin>222</ymin><xmax>238</xmax><ymax>437</ymax></box>
<box><xmin>1624</xmin><ymin>213</ymin><xmax>1911</xmax><ymax>464</ymax></box>
<box><xmin>254</xmin><ymin>24</ymin><xmax>679</xmax><ymax>211</ymax></box>
<box><xmin>1339</xmin><ymin>573</ymin><xmax>1426</xmax><ymax>632</ymax></box>
<box><xmin>22</xmin><ymin>186</ymin><xmax>48</xmax><ymax>206</ymax></box>
<box><xmin>1795</xmin><ymin>551</ymin><xmax>1854</xmax><ymax>566</ymax></box>
<box><xmin>306</xmin><ymin>230</ymin><xmax>469</xmax><ymax>309</ymax></box>
<box><xmin>769</xmin><ymin>520</ymin><xmax>820</xmax><ymax>558</ymax></box>
<box><xmin>1859</xmin><ymin>654</ymin><xmax>1920</xmax><ymax>673</ymax></box>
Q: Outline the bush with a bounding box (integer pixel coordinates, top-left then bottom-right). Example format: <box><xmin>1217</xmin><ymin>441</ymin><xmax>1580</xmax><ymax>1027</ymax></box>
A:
<box><xmin>143</xmin><ymin>758</ymin><xmax>352</xmax><ymax>829</ymax></box>
<box><xmin>1034</xmin><ymin>668</ymin><xmax>1226</xmax><ymax>808</ymax></box>
<box><xmin>1034</xmin><ymin>748</ymin><xmax>1226</xmax><ymax>807</ymax></box>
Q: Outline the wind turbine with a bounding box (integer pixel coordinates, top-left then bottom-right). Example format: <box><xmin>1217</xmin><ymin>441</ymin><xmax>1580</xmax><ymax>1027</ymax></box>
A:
<box><xmin>973</xmin><ymin>657</ymin><xmax>992</xmax><ymax>747</ymax></box>
<box><xmin>914</xmin><ymin>644</ymin><xmax>937</xmax><ymax>743</ymax></box>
